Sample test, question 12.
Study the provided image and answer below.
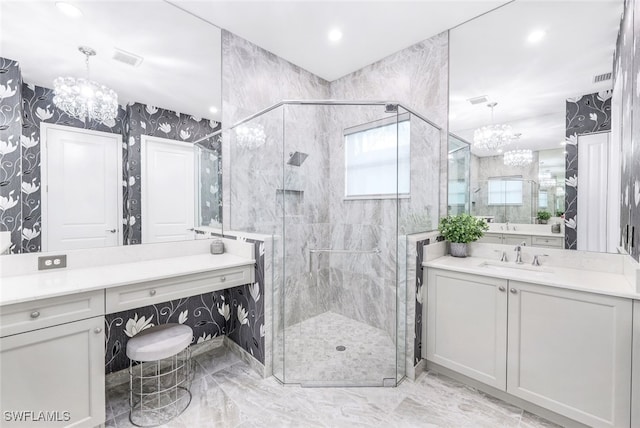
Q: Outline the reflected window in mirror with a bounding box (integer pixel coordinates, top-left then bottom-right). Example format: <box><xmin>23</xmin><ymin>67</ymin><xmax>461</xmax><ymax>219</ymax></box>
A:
<box><xmin>448</xmin><ymin>0</ymin><xmax>623</xmax><ymax>252</ymax></box>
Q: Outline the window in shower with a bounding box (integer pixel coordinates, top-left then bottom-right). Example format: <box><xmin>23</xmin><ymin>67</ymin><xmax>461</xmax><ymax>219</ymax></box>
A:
<box><xmin>488</xmin><ymin>177</ymin><xmax>523</xmax><ymax>205</ymax></box>
<box><xmin>344</xmin><ymin>115</ymin><xmax>410</xmax><ymax>198</ymax></box>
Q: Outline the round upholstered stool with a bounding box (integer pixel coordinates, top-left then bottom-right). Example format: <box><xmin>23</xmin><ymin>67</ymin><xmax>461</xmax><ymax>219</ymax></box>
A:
<box><xmin>126</xmin><ymin>323</ymin><xmax>193</xmax><ymax>427</ymax></box>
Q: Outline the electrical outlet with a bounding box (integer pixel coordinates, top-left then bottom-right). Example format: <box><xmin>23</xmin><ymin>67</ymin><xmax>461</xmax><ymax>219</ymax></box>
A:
<box><xmin>38</xmin><ymin>255</ymin><xmax>67</xmax><ymax>270</ymax></box>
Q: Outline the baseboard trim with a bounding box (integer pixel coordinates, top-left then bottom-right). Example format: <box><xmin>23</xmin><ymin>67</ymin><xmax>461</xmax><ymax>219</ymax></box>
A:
<box><xmin>223</xmin><ymin>336</ymin><xmax>266</xmax><ymax>378</ymax></box>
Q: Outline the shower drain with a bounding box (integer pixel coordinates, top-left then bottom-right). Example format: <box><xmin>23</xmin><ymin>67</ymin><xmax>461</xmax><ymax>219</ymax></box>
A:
<box><xmin>336</xmin><ymin>345</ymin><xmax>346</xmax><ymax>351</ymax></box>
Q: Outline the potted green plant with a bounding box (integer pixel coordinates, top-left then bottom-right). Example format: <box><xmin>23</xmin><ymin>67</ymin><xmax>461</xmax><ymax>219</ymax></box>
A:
<box><xmin>438</xmin><ymin>213</ymin><xmax>489</xmax><ymax>258</ymax></box>
<box><xmin>537</xmin><ymin>210</ymin><xmax>552</xmax><ymax>224</ymax></box>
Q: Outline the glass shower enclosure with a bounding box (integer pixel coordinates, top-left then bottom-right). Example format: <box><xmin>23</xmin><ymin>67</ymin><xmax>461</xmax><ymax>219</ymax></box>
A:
<box><xmin>228</xmin><ymin>101</ymin><xmax>441</xmax><ymax>387</ymax></box>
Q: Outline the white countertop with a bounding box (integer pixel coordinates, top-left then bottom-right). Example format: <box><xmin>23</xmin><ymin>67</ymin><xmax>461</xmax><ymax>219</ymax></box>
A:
<box><xmin>0</xmin><ymin>253</ymin><xmax>254</xmax><ymax>307</ymax></box>
<box><xmin>424</xmin><ymin>255</ymin><xmax>639</xmax><ymax>300</ymax></box>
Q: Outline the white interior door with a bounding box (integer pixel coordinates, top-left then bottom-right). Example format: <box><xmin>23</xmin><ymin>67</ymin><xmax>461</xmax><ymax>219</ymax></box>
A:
<box><xmin>42</xmin><ymin>124</ymin><xmax>122</xmax><ymax>251</ymax></box>
<box><xmin>577</xmin><ymin>132</ymin><xmax>609</xmax><ymax>252</ymax></box>
<box><xmin>141</xmin><ymin>136</ymin><xmax>195</xmax><ymax>243</ymax></box>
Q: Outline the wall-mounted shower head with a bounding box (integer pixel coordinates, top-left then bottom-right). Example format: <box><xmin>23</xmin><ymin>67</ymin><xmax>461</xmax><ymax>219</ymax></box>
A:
<box><xmin>287</xmin><ymin>151</ymin><xmax>308</xmax><ymax>167</ymax></box>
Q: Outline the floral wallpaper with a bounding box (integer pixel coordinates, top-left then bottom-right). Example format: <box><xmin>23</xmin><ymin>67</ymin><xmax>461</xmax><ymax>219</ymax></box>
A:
<box><xmin>0</xmin><ymin>58</ymin><xmax>22</xmax><ymax>254</ymax></box>
<box><xmin>614</xmin><ymin>0</ymin><xmax>640</xmax><ymax>261</ymax></box>
<box><xmin>414</xmin><ymin>238</ymin><xmax>428</xmax><ymax>365</ymax></box>
<box><xmin>564</xmin><ymin>90</ymin><xmax>612</xmax><ymax>250</ymax></box>
<box><xmin>104</xmin><ymin>235</ymin><xmax>265</xmax><ymax>373</ymax></box>
<box><xmin>123</xmin><ymin>103</ymin><xmax>221</xmax><ymax>245</ymax></box>
<box><xmin>0</xmin><ymin>56</ymin><xmax>222</xmax><ymax>253</ymax></box>
<box><xmin>20</xmin><ymin>84</ymin><xmax>127</xmax><ymax>253</ymax></box>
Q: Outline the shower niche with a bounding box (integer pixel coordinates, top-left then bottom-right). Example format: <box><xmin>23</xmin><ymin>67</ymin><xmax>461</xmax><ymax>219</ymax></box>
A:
<box><xmin>228</xmin><ymin>101</ymin><xmax>441</xmax><ymax>387</ymax></box>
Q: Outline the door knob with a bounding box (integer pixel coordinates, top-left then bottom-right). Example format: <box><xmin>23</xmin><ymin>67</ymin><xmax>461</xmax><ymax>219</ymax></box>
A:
<box><xmin>149</xmin><ymin>289</ymin><xmax>157</xmax><ymax>296</ymax></box>
<box><xmin>30</xmin><ymin>311</ymin><xmax>40</xmax><ymax>319</ymax></box>
<box><xmin>94</xmin><ymin>327</ymin><xmax>103</xmax><ymax>334</ymax></box>
<box><xmin>510</xmin><ymin>288</ymin><xmax>518</xmax><ymax>294</ymax></box>
<box><xmin>498</xmin><ymin>286</ymin><xmax>506</xmax><ymax>292</ymax></box>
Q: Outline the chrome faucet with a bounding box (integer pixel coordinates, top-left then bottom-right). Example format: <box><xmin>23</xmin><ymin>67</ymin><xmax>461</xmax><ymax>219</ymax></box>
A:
<box><xmin>494</xmin><ymin>249</ymin><xmax>508</xmax><ymax>262</ymax></box>
<box><xmin>505</xmin><ymin>221</ymin><xmax>510</xmax><ymax>231</ymax></box>
<box><xmin>532</xmin><ymin>254</ymin><xmax>549</xmax><ymax>266</ymax></box>
<box><xmin>514</xmin><ymin>241</ymin><xmax>526</xmax><ymax>264</ymax></box>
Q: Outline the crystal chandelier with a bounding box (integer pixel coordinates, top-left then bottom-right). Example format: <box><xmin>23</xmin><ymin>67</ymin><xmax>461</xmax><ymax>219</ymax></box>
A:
<box><xmin>473</xmin><ymin>102</ymin><xmax>516</xmax><ymax>150</ymax></box>
<box><xmin>503</xmin><ymin>149</ymin><xmax>533</xmax><ymax>167</ymax></box>
<box><xmin>53</xmin><ymin>46</ymin><xmax>118</xmax><ymax>125</ymax></box>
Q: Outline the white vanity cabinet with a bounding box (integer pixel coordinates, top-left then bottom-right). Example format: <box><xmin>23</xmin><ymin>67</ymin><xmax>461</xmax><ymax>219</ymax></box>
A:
<box><xmin>507</xmin><ymin>281</ymin><xmax>632</xmax><ymax>428</ymax></box>
<box><xmin>0</xmin><ymin>297</ymin><xmax>105</xmax><ymax>428</ymax></box>
<box><xmin>426</xmin><ymin>268</ymin><xmax>633</xmax><ymax>428</ymax></box>
<box><xmin>426</xmin><ymin>269</ymin><xmax>508</xmax><ymax>389</ymax></box>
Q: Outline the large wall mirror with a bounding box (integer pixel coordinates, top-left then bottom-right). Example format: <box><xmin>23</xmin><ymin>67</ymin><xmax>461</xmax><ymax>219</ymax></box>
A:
<box><xmin>0</xmin><ymin>1</ymin><xmax>222</xmax><ymax>255</ymax></box>
<box><xmin>448</xmin><ymin>0</ymin><xmax>623</xmax><ymax>253</ymax></box>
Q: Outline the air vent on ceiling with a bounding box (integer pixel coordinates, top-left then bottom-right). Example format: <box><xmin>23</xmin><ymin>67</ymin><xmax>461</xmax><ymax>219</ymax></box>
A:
<box><xmin>112</xmin><ymin>48</ymin><xmax>143</xmax><ymax>67</ymax></box>
<box><xmin>467</xmin><ymin>95</ymin><xmax>489</xmax><ymax>105</ymax></box>
<box><xmin>593</xmin><ymin>72</ymin><xmax>612</xmax><ymax>83</ymax></box>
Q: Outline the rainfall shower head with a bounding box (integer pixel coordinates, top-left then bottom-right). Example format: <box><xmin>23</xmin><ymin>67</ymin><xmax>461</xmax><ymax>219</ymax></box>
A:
<box><xmin>287</xmin><ymin>151</ymin><xmax>308</xmax><ymax>167</ymax></box>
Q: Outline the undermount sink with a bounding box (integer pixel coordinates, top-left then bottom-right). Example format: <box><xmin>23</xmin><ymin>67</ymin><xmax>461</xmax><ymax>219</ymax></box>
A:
<box><xmin>477</xmin><ymin>261</ymin><xmax>554</xmax><ymax>275</ymax></box>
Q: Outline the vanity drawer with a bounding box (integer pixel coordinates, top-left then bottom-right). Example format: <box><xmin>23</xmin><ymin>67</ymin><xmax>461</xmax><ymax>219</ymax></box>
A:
<box><xmin>106</xmin><ymin>265</ymin><xmax>254</xmax><ymax>314</ymax></box>
<box><xmin>531</xmin><ymin>236</ymin><xmax>563</xmax><ymax>248</ymax></box>
<box><xmin>0</xmin><ymin>290</ymin><xmax>105</xmax><ymax>337</ymax></box>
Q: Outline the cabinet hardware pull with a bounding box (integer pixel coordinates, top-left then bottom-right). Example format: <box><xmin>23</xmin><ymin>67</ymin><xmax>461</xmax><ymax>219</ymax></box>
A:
<box><xmin>220</xmin><ymin>276</ymin><xmax>226</xmax><ymax>282</ymax></box>
<box><xmin>149</xmin><ymin>289</ymin><xmax>157</xmax><ymax>296</ymax></box>
<box><xmin>94</xmin><ymin>327</ymin><xmax>103</xmax><ymax>334</ymax></box>
<box><xmin>30</xmin><ymin>311</ymin><xmax>40</xmax><ymax>319</ymax></box>
<box><xmin>498</xmin><ymin>286</ymin><xmax>506</xmax><ymax>292</ymax></box>
<box><xmin>510</xmin><ymin>288</ymin><xmax>518</xmax><ymax>294</ymax></box>
<box><xmin>106</xmin><ymin>229</ymin><xmax>116</xmax><ymax>233</ymax></box>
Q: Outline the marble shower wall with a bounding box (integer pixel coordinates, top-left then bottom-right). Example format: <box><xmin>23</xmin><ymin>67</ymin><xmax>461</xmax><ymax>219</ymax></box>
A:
<box><xmin>0</xmin><ymin>58</ymin><xmax>23</xmax><ymax>254</ymax></box>
<box><xmin>470</xmin><ymin>153</ymin><xmax>539</xmax><ymax>223</ymax></box>
<box><xmin>564</xmin><ymin>91</ymin><xmax>612</xmax><ymax>250</ymax></box>
<box><xmin>614</xmin><ymin>0</ymin><xmax>640</xmax><ymax>261</ymax></box>
<box><xmin>330</xmin><ymin>31</ymin><xmax>449</xmax><ymax>218</ymax></box>
<box><xmin>326</xmin><ymin>36</ymin><xmax>447</xmax><ymax>341</ymax></box>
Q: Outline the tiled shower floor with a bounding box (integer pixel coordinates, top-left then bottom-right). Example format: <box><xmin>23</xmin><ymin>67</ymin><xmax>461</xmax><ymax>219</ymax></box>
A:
<box><xmin>105</xmin><ymin>346</ymin><xmax>561</xmax><ymax>428</ymax></box>
<box><xmin>276</xmin><ymin>311</ymin><xmax>397</xmax><ymax>385</ymax></box>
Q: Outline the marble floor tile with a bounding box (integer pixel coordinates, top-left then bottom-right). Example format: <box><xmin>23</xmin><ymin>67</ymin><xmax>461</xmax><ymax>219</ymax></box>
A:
<box><xmin>105</xmin><ymin>345</ymin><xmax>560</xmax><ymax>428</ymax></box>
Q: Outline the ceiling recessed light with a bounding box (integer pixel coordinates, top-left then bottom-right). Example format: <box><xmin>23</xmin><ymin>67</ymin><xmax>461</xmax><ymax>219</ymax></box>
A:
<box><xmin>527</xmin><ymin>29</ymin><xmax>546</xmax><ymax>44</ymax></box>
<box><xmin>55</xmin><ymin>2</ymin><xmax>83</xmax><ymax>18</ymax></box>
<box><xmin>328</xmin><ymin>28</ymin><xmax>343</xmax><ymax>43</ymax></box>
<box><xmin>209</xmin><ymin>106</ymin><xmax>218</xmax><ymax>114</ymax></box>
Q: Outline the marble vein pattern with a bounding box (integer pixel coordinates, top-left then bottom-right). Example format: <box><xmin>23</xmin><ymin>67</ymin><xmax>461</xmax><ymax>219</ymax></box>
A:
<box><xmin>105</xmin><ymin>344</ymin><xmax>560</xmax><ymax>428</ymax></box>
<box><xmin>564</xmin><ymin>90</ymin><xmax>612</xmax><ymax>250</ymax></box>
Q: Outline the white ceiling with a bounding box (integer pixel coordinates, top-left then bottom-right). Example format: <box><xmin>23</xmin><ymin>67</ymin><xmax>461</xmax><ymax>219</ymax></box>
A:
<box><xmin>0</xmin><ymin>0</ymin><xmax>223</xmax><ymax>121</ymax></box>
<box><xmin>173</xmin><ymin>0</ymin><xmax>509</xmax><ymax>82</ymax></box>
<box><xmin>449</xmin><ymin>0</ymin><xmax>623</xmax><ymax>157</ymax></box>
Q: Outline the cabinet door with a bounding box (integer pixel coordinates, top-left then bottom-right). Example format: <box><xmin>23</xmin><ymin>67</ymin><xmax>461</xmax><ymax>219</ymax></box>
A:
<box><xmin>0</xmin><ymin>317</ymin><xmax>105</xmax><ymax>428</ymax></box>
<box><xmin>633</xmin><ymin>301</ymin><xmax>640</xmax><ymax>428</ymax></box>
<box><xmin>427</xmin><ymin>269</ymin><xmax>508</xmax><ymax>389</ymax></box>
<box><xmin>507</xmin><ymin>281</ymin><xmax>632</xmax><ymax>428</ymax></box>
